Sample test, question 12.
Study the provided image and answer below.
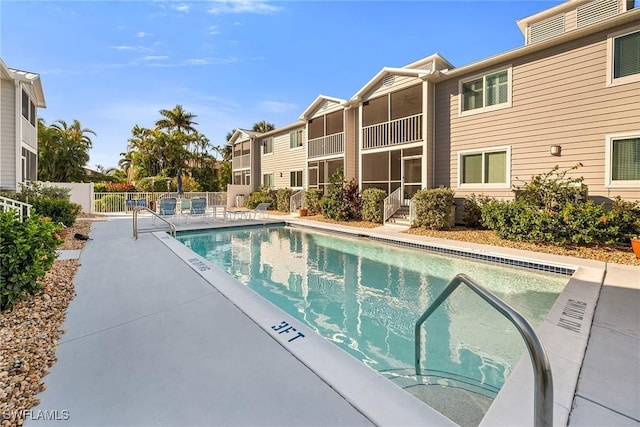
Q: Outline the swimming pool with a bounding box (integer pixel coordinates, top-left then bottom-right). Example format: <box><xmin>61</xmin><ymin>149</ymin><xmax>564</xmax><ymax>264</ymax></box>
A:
<box><xmin>176</xmin><ymin>225</ymin><xmax>567</xmax><ymax>423</ymax></box>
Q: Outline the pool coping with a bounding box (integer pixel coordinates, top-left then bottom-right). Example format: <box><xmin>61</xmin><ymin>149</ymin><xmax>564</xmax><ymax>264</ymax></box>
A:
<box><xmin>161</xmin><ymin>219</ymin><xmax>607</xmax><ymax>426</ymax></box>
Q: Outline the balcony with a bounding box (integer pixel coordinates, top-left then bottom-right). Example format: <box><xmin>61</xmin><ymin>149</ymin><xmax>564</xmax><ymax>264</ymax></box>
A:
<box><xmin>362</xmin><ymin>113</ymin><xmax>422</xmax><ymax>150</ymax></box>
<box><xmin>232</xmin><ymin>153</ymin><xmax>250</xmax><ymax>170</ymax></box>
<box><xmin>308</xmin><ymin>132</ymin><xmax>344</xmax><ymax>159</ymax></box>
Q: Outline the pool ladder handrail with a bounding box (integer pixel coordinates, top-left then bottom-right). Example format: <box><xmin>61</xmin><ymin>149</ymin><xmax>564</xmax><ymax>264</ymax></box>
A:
<box><xmin>414</xmin><ymin>273</ymin><xmax>553</xmax><ymax>427</ymax></box>
<box><xmin>132</xmin><ymin>206</ymin><xmax>176</xmax><ymax>239</ymax></box>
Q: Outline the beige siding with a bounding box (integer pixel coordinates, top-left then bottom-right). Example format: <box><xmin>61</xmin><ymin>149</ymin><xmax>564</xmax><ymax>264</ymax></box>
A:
<box><xmin>1</xmin><ymin>79</ymin><xmax>17</xmax><ymax>191</ymax></box>
<box><xmin>435</xmin><ymin>23</ymin><xmax>640</xmax><ymax>202</ymax></box>
<box><xmin>425</xmin><ymin>81</ymin><xmax>435</xmax><ymax>189</ymax></box>
<box><xmin>565</xmin><ymin>9</ymin><xmax>577</xmax><ymax>32</ymax></box>
<box><xmin>261</xmin><ymin>126</ymin><xmax>306</xmax><ymax>189</ymax></box>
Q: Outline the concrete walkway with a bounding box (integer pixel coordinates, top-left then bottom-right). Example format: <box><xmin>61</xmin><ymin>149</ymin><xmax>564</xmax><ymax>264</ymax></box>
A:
<box><xmin>27</xmin><ymin>214</ymin><xmax>639</xmax><ymax>426</ymax></box>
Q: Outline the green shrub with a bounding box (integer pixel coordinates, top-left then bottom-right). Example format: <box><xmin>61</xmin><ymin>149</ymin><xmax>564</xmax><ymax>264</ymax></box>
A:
<box><xmin>0</xmin><ymin>213</ymin><xmax>62</xmax><ymax>310</ymax></box>
<box><xmin>40</xmin><ymin>186</ymin><xmax>71</xmax><ymax>200</ymax></box>
<box><xmin>304</xmin><ymin>189</ymin><xmax>323</xmax><ymax>215</ymax></box>
<box><xmin>94</xmin><ymin>194</ymin><xmax>125</xmax><ymax>212</ymax></box>
<box><xmin>94</xmin><ymin>182</ymin><xmax>107</xmax><ymax>193</ymax></box>
<box><xmin>411</xmin><ymin>188</ymin><xmax>455</xmax><ymax>230</ymax></box>
<box><xmin>481</xmin><ymin>198</ymin><xmax>640</xmax><ymax>246</ymax></box>
<box><xmin>136</xmin><ymin>177</ymin><xmax>170</xmax><ymax>192</ymax></box>
<box><xmin>319</xmin><ymin>168</ymin><xmax>362</xmax><ymax>221</ymax></box>
<box><xmin>245</xmin><ymin>192</ymin><xmax>274</xmax><ymax>209</ymax></box>
<box><xmin>513</xmin><ymin>163</ymin><xmax>586</xmax><ymax>211</ymax></box>
<box><xmin>31</xmin><ymin>198</ymin><xmax>81</xmax><ymax>227</ymax></box>
<box><xmin>275</xmin><ymin>188</ymin><xmax>294</xmax><ymax>212</ymax></box>
<box><xmin>361</xmin><ymin>188</ymin><xmax>387</xmax><ymax>223</ymax></box>
<box><xmin>463</xmin><ymin>194</ymin><xmax>494</xmax><ymax>228</ymax></box>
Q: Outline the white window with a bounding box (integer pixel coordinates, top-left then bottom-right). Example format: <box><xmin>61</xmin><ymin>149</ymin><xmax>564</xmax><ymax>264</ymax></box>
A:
<box><xmin>605</xmin><ymin>133</ymin><xmax>640</xmax><ymax>187</ymax></box>
<box><xmin>290</xmin><ymin>130</ymin><xmax>303</xmax><ymax>149</ymax></box>
<box><xmin>607</xmin><ymin>26</ymin><xmax>640</xmax><ymax>87</ymax></box>
<box><xmin>290</xmin><ymin>170</ymin><xmax>303</xmax><ymax>188</ymax></box>
<box><xmin>458</xmin><ymin>146</ymin><xmax>511</xmax><ymax>188</ymax></box>
<box><xmin>262</xmin><ymin>173</ymin><xmax>274</xmax><ymax>188</ymax></box>
<box><xmin>459</xmin><ymin>67</ymin><xmax>512</xmax><ymax>116</ymax></box>
<box><xmin>262</xmin><ymin>138</ymin><xmax>273</xmax><ymax>155</ymax></box>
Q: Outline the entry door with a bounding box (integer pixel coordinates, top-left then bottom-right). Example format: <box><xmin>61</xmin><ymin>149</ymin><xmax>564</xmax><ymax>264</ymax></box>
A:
<box><xmin>402</xmin><ymin>157</ymin><xmax>422</xmax><ymax>204</ymax></box>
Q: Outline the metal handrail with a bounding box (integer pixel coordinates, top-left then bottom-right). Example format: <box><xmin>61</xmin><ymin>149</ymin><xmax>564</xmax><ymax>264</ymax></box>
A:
<box><xmin>132</xmin><ymin>206</ymin><xmax>176</xmax><ymax>239</ymax></box>
<box><xmin>0</xmin><ymin>196</ymin><xmax>31</xmax><ymax>221</ymax></box>
<box><xmin>383</xmin><ymin>187</ymin><xmax>402</xmax><ymax>222</ymax></box>
<box><xmin>415</xmin><ymin>273</ymin><xmax>553</xmax><ymax>427</ymax></box>
<box><xmin>290</xmin><ymin>189</ymin><xmax>305</xmax><ymax>213</ymax></box>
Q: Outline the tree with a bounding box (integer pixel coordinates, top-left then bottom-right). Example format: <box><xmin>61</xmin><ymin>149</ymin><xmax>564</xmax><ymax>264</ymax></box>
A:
<box><xmin>38</xmin><ymin>119</ymin><xmax>95</xmax><ymax>182</ymax></box>
<box><xmin>155</xmin><ymin>105</ymin><xmax>198</xmax><ymax>135</ymax></box>
<box><xmin>252</xmin><ymin>120</ymin><xmax>275</xmax><ymax>133</ymax></box>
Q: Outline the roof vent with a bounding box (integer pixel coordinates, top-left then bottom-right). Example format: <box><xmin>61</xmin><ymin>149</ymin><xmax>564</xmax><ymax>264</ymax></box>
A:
<box><xmin>382</xmin><ymin>74</ymin><xmax>395</xmax><ymax>87</ymax></box>
<box><xmin>577</xmin><ymin>0</ymin><xmax>619</xmax><ymax>28</ymax></box>
<box><xmin>528</xmin><ymin>13</ymin><xmax>565</xmax><ymax>44</ymax></box>
<box><xmin>319</xmin><ymin>100</ymin><xmax>329</xmax><ymax>110</ymax></box>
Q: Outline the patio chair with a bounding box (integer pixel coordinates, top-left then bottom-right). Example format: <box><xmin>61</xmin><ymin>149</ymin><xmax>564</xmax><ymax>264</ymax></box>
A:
<box><xmin>187</xmin><ymin>197</ymin><xmax>207</xmax><ymax>223</ymax></box>
<box><xmin>179</xmin><ymin>198</ymin><xmax>191</xmax><ymax>215</ymax></box>
<box><xmin>154</xmin><ymin>197</ymin><xmax>177</xmax><ymax>224</ymax></box>
<box><xmin>249</xmin><ymin>202</ymin><xmax>271</xmax><ymax>219</ymax></box>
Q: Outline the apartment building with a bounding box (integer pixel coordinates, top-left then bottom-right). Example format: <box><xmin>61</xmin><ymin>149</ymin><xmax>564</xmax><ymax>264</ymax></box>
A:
<box><xmin>0</xmin><ymin>58</ymin><xmax>46</xmax><ymax>192</ymax></box>
<box><xmin>230</xmin><ymin>0</ymin><xmax>639</xmax><ymax>210</ymax></box>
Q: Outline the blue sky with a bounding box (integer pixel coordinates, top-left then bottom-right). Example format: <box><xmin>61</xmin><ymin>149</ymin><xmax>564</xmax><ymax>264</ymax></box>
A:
<box><xmin>1</xmin><ymin>0</ymin><xmax>563</xmax><ymax>170</ymax></box>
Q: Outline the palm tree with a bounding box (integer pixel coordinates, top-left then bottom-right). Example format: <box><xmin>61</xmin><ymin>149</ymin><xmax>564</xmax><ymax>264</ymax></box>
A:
<box><xmin>38</xmin><ymin>119</ymin><xmax>95</xmax><ymax>182</ymax></box>
<box><xmin>155</xmin><ymin>105</ymin><xmax>198</xmax><ymax>134</ymax></box>
<box><xmin>252</xmin><ymin>120</ymin><xmax>275</xmax><ymax>133</ymax></box>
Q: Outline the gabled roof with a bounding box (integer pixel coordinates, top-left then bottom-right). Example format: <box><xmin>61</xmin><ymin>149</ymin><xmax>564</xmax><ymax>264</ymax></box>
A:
<box><xmin>228</xmin><ymin>128</ymin><xmax>262</xmax><ymax>145</ymax></box>
<box><xmin>299</xmin><ymin>95</ymin><xmax>347</xmax><ymax>120</ymax></box>
<box><xmin>350</xmin><ymin>53</ymin><xmax>453</xmax><ymax>102</ymax></box>
<box><xmin>0</xmin><ymin>58</ymin><xmax>46</xmax><ymax>108</ymax></box>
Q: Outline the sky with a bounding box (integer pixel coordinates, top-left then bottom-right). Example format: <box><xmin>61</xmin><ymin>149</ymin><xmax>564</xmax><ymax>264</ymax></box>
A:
<box><xmin>1</xmin><ymin>0</ymin><xmax>564</xmax><ymax>170</ymax></box>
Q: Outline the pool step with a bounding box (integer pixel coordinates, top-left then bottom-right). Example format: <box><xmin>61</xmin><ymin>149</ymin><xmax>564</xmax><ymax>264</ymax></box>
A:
<box><xmin>382</xmin><ymin>369</ymin><xmax>496</xmax><ymax>427</ymax></box>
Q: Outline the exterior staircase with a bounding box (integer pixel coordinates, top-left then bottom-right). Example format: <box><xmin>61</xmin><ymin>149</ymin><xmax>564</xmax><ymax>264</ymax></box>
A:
<box><xmin>385</xmin><ymin>205</ymin><xmax>411</xmax><ymax>227</ymax></box>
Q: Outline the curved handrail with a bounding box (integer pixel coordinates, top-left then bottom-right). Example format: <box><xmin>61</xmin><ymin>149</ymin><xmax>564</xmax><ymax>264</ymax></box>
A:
<box><xmin>415</xmin><ymin>273</ymin><xmax>553</xmax><ymax>427</ymax></box>
<box><xmin>132</xmin><ymin>206</ymin><xmax>176</xmax><ymax>239</ymax></box>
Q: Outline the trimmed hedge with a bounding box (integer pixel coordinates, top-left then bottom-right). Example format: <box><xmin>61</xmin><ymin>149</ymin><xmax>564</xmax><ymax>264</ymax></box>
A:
<box><xmin>0</xmin><ymin>212</ymin><xmax>62</xmax><ymax>310</ymax></box>
<box><xmin>275</xmin><ymin>188</ymin><xmax>294</xmax><ymax>212</ymax></box>
<box><xmin>304</xmin><ymin>189</ymin><xmax>323</xmax><ymax>215</ymax></box>
<box><xmin>32</xmin><ymin>198</ymin><xmax>81</xmax><ymax>227</ymax></box>
<box><xmin>245</xmin><ymin>192</ymin><xmax>273</xmax><ymax>209</ymax></box>
<box><xmin>361</xmin><ymin>188</ymin><xmax>387</xmax><ymax>223</ymax></box>
<box><xmin>411</xmin><ymin>188</ymin><xmax>455</xmax><ymax>230</ymax></box>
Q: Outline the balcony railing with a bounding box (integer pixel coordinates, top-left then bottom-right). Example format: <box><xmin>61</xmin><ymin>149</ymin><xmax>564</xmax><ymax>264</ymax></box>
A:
<box><xmin>232</xmin><ymin>153</ymin><xmax>250</xmax><ymax>170</ymax></box>
<box><xmin>362</xmin><ymin>113</ymin><xmax>422</xmax><ymax>150</ymax></box>
<box><xmin>308</xmin><ymin>133</ymin><xmax>344</xmax><ymax>159</ymax></box>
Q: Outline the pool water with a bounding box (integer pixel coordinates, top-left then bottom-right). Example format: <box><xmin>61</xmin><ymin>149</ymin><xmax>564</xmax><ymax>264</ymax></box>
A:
<box><xmin>177</xmin><ymin>225</ymin><xmax>566</xmax><ymax>412</ymax></box>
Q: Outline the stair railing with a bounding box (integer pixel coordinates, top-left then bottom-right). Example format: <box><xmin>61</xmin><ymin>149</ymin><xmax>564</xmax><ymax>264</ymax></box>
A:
<box><xmin>415</xmin><ymin>273</ymin><xmax>553</xmax><ymax>427</ymax></box>
<box><xmin>0</xmin><ymin>196</ymin><xmax>31</xmax><ymax>221</ymax></box>
<box><xmin>289</xmin><ymin>189</ymin><xmax>305</xmax><ymax>214</ymax></box>
<box><xmin>383</xmin><ymin>187</ymin><xmax>402</xmax><ymax>223</ymax></box>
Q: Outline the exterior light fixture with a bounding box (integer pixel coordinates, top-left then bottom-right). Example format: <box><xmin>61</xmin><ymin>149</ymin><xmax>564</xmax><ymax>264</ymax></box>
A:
<box><xmin>550</xmin><ymin>145</ymin><xmax>561</xmax><ymax>156</ymax></box>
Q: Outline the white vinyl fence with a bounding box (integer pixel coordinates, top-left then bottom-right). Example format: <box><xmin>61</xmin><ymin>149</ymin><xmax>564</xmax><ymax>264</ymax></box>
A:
<box><xmin>93</xmin><ymin>192</ymin><xmax>227</xmax><ymax>213</ymax></box>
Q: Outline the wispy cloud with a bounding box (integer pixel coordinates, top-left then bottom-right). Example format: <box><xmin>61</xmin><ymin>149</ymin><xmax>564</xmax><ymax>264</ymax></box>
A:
<box><xmin>207</xmin><ymin>0</ymin><xmax>281</xmax><ymax>15</ymax></box>
<box><xmin>184</xmin><ymin>58</ymin><xmax>209</xmax><ymax>65</ymax></box>
<box><xmin>259</xmin><ymin>100</ymin><xmax>298</xmax><ymax>114</ymax></box>
<box><xmin>139</xmin><ymin>55</ymin><xmax>169</xmax><ymax>61</ymax></box>
<box><xmin>208</xmin><ymin>25</ymin><xmax>221</xmax><ymax>35</ymax></box>
<box><xmin>173</xmin><ymin>3</ymin><xmax>191</xmax><ymax>13</ymax></box>
<box><xmin>110</xmin><ymin>45</ymin><xmax>135</xmax><ymax>51</ymax></box>
<box><xmin>136</xmin><ymin>32</ymin><xmax>149</xmax><ymax>38</ymax></box>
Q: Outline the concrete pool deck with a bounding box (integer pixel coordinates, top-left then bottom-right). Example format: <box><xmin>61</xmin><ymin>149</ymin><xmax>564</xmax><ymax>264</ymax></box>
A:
<box><xmin>27</xmin><ymin>214</ymin><xmax>639</xmax><ymax>426</ymax></box>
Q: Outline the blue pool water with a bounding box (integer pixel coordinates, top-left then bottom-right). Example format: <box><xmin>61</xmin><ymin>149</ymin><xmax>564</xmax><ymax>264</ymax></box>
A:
<box><xmin>177</xmin><ymin>225</ymin><xmax>566</xmax><ymax>398</ymax></box>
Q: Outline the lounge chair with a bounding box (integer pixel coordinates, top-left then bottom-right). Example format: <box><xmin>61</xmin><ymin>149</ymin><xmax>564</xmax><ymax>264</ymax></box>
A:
<box><xmin>187</xmin><ymin>197</ymin><xmax>207</xmax><ymax>223</ymax></box>
<box><xmin>155</xmin><ymin>197</ymin><xmax>177</xmax><ymax>224</ymax></box>
<box><xmin>249</xmin><ymin>202</ymin><xmax>271</xmax><ymax>219</ymax></box>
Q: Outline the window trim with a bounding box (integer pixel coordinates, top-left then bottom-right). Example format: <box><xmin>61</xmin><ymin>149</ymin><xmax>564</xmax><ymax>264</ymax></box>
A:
<box><xmin>289</xmin><ymin>169</ymin><xmax>303</xmax><ymax>188</ymax></box>
<box><xmin>262</xmin><ymin>138</ymin><xmax>273</xmax><ymax>155</ymax></box>
<box><xmin>606</xmin><ymin>25</ymin><xmax>640</xmax><ymax>87</ymax></box>
<box><xmin>605</xmin><ymin>131</ymin><xmax>640</xmax><ymax>187</ymax></box>
<box><xmin>458</xmin><ymin>66</ymin><xmax>513</xmax><ymax>117</ymax></box>
<box><xmin>289</xmin><ymin>129</ymin><xmax>304</xmax><ymax>150</ymax></box>
<box><xmin>457</xmin><ymin>145</ymin><xmax>511</xmax><ymax>189</ymax></box>
<box><xmin>262</xmin><ymin>172</ymin><xmax>274</xmax><ymax>188</ymax></box>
